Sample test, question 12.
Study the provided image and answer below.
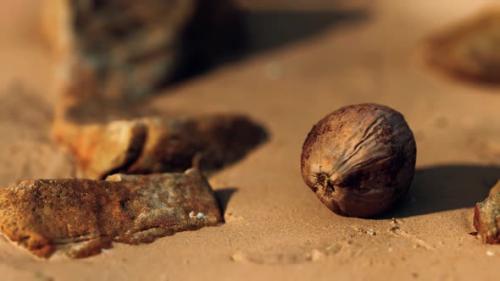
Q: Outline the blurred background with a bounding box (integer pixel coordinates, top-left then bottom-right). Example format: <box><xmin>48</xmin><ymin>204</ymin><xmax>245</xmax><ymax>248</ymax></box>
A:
<box><xmin>0</xmin><ymin>0</ymin><xmax>375</xmax><ymax>189</ymax></box>
<box><xmin>1</xmin><ymin>0</ymin><xmax>500</xmax><ymax>200</ymax></box>
<box><xmin>1</xmin><ymin>1</ymin><xmax>500</xmax><ymax>280</ymax></box>
<box><xmin>2</xmin><ymin>1</ymin><xmax>500</xmax><ymax>191</ymax></box>
<box><xmin>0</xmin><ymin>0</ymin><xmax>371</xmax><ymax>102</ymax></box>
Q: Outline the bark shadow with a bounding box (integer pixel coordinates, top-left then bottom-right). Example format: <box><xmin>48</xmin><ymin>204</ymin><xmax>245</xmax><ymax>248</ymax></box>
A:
<box><xmin>169</xmin><ymin>7</ymin><xmax>370</xmax><ymax>85</ymax></box>
<box><xmin>201</xmin><ymin>117</ymin><xmax>269</xmax><ymax>173</ymax></box>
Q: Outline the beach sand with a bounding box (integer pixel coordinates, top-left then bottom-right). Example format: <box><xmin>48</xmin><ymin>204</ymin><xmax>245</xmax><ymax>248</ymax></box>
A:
<box><xmin>0</xmin><ymin>0</ymin><xmax>499</xmax><ymax>280</ymax></box>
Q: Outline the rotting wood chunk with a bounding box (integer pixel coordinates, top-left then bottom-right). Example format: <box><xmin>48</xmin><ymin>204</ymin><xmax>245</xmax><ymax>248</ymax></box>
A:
<box><xmin>47</xmin><ymin>0</ymin><xmax>195</xmax><ymax>101</ymax></box>
<box><xmin>0</xmin><ymin>169</ymin><xmax>222</xmax><ymax>258</ymax></box>
<box><xmin>54</xmin><ymin>119</ymin><xmax>147</xmax><ymax>179</ymax></box>
<box><xmin>44</xmin><ymin>0</ymin><xmax>246</xmax><ymax>102</ymax></box>
<box><xmin>474</xmin><ymin>181</ymin><xmax>500</xmax><ymax>244</ymax></box>
<box><xmin>53</xmin><ymin>114</ymin><xmax>267</xmax><ymax>179</ymax></box>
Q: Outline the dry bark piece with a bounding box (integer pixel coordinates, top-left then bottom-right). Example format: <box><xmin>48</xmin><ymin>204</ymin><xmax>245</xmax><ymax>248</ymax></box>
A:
<box><xmin>474</xmin><ymin>181</ymin><xmax>500</xmax><ymax>244</ymax></box>
<box><xmin>49</xmin><ymin>0</ymin><xmax>195</xmax><ymax>101</ymax></box>
<box><xmin>44</xmin><ymin>0</ymin><xmax>246</xmax><ymax>103</ymax></box>
<box><xmin>53</xmin><ymin>114</ymin><xmax>267</xmax><ymax>179</ymax></box>
<box><xmin>424</xmin><ymin>9</ymin><xmax>500</xmax><ymax>85</ymax></box>
<box><xmin>53</xmin><ymin>119</ymin><xmax>147</xmax><ymax>179</ymax></box>
<box><xmin>0</xmin><ymin>169</ymin><xmax>222</xmax><ymax>258</ymax></box>
<box><xmin>301</xmin><ymin>104</ymin><xmax>416</xmax><ymax>218</ymax></box>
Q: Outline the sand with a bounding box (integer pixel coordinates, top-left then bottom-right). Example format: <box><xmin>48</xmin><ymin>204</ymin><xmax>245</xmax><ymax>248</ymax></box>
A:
<box><xmin>0</xmin><ymin>0</ymin><xmax>499</xmax><ymax>280</ymax></box>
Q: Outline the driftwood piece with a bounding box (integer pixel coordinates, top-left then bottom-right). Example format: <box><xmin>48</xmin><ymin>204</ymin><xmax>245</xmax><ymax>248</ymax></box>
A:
<box><xmin>44</xmin><ymin>0</ymin><xmax>257</xmax><ymax>178</ymax></box>
<box><xmin>53</xmin><ymin>114</ymin><xmax>267</xmax><ymax>179</ymax></box>
<box><xmin>424</xmin><ymin>9</ymin><xmax>500</xmax><ymax>85</ymax></box>
<box><xmin>44</xmin><ymin>0</ymin><xmax>246</xmax><ymax>102</ymax></box>
<box><xmin>47</xmin><ymin>0</ymin><xmax>194</xmax><ymax>101</ymax></box>
<box><xmin>54</xmin><ymin>119</ymin><xmax>147</xmax><ymax>178</ymax></box>
<box><xmin>474</xmin><ymin>181</ymin><xmax>500</xmax><ymax>244</ymax></box>
<box><xmin>0</xmin><ymin>169</ymin><xmax>222</xmax><ymax>258</ymax></box>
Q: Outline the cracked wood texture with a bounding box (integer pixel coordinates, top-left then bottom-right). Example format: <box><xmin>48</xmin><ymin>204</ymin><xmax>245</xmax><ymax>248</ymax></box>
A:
<box><xmin>0</xmin><ymin>169</ymin><xmax>222</xmax><ymax>258</ymax></box>
<box><xmin>474</xmin><ymin>181</ymin><xmax>500</xmax><ymax>244</ymax></box>
<box><xmin>47</xmin><ymin>0</ymin><xmax>194</xmax><ymax>102</ymax></box>
<box><xmin>45</xmin><ymin>0</ymin><xmax>245</xmax><ymax>103</ymax></box>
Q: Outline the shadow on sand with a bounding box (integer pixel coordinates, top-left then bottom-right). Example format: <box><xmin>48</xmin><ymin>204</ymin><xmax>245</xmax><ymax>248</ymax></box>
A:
<box><xmin>170</xmin><ymin>7</ymin><xmax>370</xmax><ymax>84</ymax></box>
<box><xmin>214</xmin><ymin>187</ymin><xmax>238</xmax><ymax>220</ymax></box>
<box><xmin>380</xmin><ymin>164</ymin><xmax>500</xmax><ymax>218</ymax></box>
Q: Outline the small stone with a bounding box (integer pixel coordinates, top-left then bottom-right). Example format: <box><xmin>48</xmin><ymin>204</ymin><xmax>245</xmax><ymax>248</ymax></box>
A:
<box><xmin>0</xmin><ymin>169</ymin><xmax>221</xmax><ymax>258</ymax></box>
<box><xmin>325</xmin><ymin>244</ymin><xmax>342</xmax><ymax>255</ymax></box>
<box><xmin>189</xmin><ymin>211</ymin><xmax>196</xmax><ymax>218</ymax></box>
<box><xmin>309</xmin><ymin>249</ymin><xmax>325</xmax><ymax>262</ymax></box>
<box><xmin>486</xmin><ymin>250</ymin><xmax>495</xmax><ymax>257</ymax></box>
<box><xmin>230</xmin><ymin>251</ymin><xmax>247</xmax><ymax>262</ymax></box>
